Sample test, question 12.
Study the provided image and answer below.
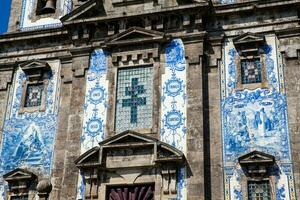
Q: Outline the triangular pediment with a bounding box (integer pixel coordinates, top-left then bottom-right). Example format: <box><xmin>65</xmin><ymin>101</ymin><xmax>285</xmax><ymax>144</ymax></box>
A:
<box><xmin>105</xmin><ymin>27</ymin><xmax>167</xmax><ymax>47</ymax></box>
<box><xmin>101</xmin><ymin>130</ymin><xmax>156</xmax><ymax>146</ymax></box>
<box><xmin>233</xmin><ymin>32</ymin><xmax>265</xmax><ymax>45</ymax></box>
<box><xmin>238</xmin><ymin>150</ymin><xmax>275</xmax><ymax>165</ymax></box>
<box><xmin>20</xmin><ymin>60</ymin><xmax>50</xmax><ymax>72</ymax></box>
<box><xmin>75</xmin><ymin>130</ymin><xmax>184</xmax><ymax>169</ymax></box>
<box><xmin>61</xmin><ymin>0</ymin><xmax>106</xmax><ymax>23</ymax></box>
<box><xmin>3</xmin><ymin>168</ymin><xmax>36</xmax><ymax>181</ymax></box>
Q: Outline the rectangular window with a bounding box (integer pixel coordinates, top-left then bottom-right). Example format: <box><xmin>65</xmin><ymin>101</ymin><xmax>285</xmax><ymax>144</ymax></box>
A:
<box><xmin>115</xmin><ymin>66</ymin><xmax>153</xmax><ymax>133</ymax></box>
<box><xmin>248</xmin><ymin>180</ymin><xmax>271</xmax><ymax>200</ymax></box>
<box><xmin>10</xmin><ymin>196</ymin><xmax>29</xmax><ymax>200</ymax></box>
<box><xmin>24</xmin><ymin>83</ymin><xmax>44</xmax><ymax>107</ymax></box>
<box><xmin>241</xmin><ymin>58</ymin><xmax>262</xmax><ymax>84</ymax></box>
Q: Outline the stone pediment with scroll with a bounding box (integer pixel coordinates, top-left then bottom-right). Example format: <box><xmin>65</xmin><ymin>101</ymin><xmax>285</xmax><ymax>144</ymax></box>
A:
<box><xmin>3</xmin><ymin>168</ymin><xmax>36</xmax><ymax>182</ymax></box>
<box><xmin>3</xmin><ymin>168</ymin><xmax>37</xmax><ymax>195</ymax></box>
<box><xmin>233</xmin><ymin>33</ymin><xmax>265</xmax><ymax>45</ymax></box>
<box><xmin>238</xmin><ymin>150</ymin><xmax>275</xmax><ymax>165</ymax></box>
<box><xmin>105</xmin><ymin>27</ymin><xmax>169</xmax><ymax>47</ymax></box>
<box><xmin>61</xmin><ymin>0</ymin><xmax>206</xmax><ymax>24</ymax></box>
<box><xmin>61</xmin><ymin>0</ymin><xmax>106</xmax><ymax>22</ymax></box>
<box><xmin>233</xmin><ymin>32</ymin><xmax>266</xmax><ymax>56</ymax></box>
<box><xmin>75</xmin><ymin>130</ymin><xmax>184</xmax><ymax>169</ymax></box>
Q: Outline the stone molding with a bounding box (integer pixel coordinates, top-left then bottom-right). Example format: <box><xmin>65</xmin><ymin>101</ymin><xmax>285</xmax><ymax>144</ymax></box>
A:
<box><xmin>3</xmin><ymin>168</ymin><xmax>38</xmax><ymax>199</ymax></box>
<box><xmin>75</xmin><ymin>130</ymin><xmax>185</xmax><ymax>199</ymax></box>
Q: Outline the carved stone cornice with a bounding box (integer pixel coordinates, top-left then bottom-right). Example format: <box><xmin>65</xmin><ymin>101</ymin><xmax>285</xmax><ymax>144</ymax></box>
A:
<box><xmin>104</xmin><ymin>26</ymin><xmax>170</xmax><ymax>47</ymax></box>
<box><xmin>75</xmin><ymin>130</ymin><xmax>185</xmax><ymax>169</ymax></box>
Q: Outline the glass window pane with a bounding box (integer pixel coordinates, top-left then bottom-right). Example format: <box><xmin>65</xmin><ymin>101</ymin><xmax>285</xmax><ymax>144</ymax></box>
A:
<box><xmin>248</xmin><ymin>180</ymin><xmax>271</xmax><ymax>200</ymax></box>
<box><xmin>24</xmin><ymin>83</ymin><xmax>44</xmax><ymax>107</ymax></box>
<box><xmin>115</xmin><ymin>66</ymin><xmax>153</xmax><ymax>133</ymax></box>
<box><xmin>11</xmin><ymin>196</ymin><xmax>28</xmax><ymax>200</ymax></box>
<box><xmin>241</xmin><ymin>58</ymin><xmax>262</xmax><ymax>84</ymax></box>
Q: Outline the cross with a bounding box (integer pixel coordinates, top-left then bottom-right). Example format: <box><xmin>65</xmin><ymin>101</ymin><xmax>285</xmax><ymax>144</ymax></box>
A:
<box><xmin>122</xmin><ymin>78</ymin><xmax>147</xmax><ymax>123</ymax></box>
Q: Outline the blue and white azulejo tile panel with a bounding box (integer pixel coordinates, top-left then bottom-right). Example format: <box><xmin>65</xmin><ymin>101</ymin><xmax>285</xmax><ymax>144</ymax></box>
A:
<box><xmin>81</xmin><ymin>49</ymin><xmax>108</xmax><ymax>153</ymax></box>
<box><xmin>77</xmin><ymin>49</ymin><xmax>109</xmax><ymax>199</ymax></box>
<box><xmin>221</xmin><ymin>35</ymin><xmax>296</xmax><ymax>200</ymax></box>
<box><xmin>0</xmin><ymin>61</ymin><xmax>61</xmax><ymax>200</ymax></box>
<box><xmin>20</xmin><ymin>0</ymin><xmax>72</xmax><ymax>31</ymax></box>
<box><xmin>161</xmin><ymin>39</ymin><xmax>187</xmax><ymax>200</ymax></box>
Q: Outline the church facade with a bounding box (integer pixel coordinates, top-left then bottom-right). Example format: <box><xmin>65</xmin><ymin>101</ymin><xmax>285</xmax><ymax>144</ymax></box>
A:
<box><xmin>0</xmin><ymin>0</ymin><xmax>299</xmax><ymax>199</ymax></box>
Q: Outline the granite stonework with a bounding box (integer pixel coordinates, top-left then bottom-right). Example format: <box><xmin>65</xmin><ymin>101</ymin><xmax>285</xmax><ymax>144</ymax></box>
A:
<box><xmin>0</xmin><ymin>0</ymin><xmax>299</xmax><ymax>200</ymax></box>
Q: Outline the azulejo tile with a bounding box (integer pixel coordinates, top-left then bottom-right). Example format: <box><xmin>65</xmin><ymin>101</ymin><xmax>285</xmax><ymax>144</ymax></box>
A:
<box><xmin>161</xmin><ymin>39</ymin><xmax>187</xmax><ymax>200</ymax></box>
<box><xmin>77</xmin><ymin>49</ymin><xmax>109</xmax><ymax>199</ymax></box>
<box><xmin>0</xmin><ymin>62</ymin><xmax>60</xmax><ymax>199</ymax></box>
<box><xmin>221</xmin><ymin>36</ymin><xmax>296</xmax><ymax>200</ymax></box>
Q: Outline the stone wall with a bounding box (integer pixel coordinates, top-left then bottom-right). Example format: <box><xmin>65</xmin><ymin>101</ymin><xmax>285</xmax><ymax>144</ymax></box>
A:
<box><xmin>285</xmin><ymin>57</ymin><xmax>300</xmax><ymax>198</ymax></box>
<box><xmin>0</xmin><ymin>0</ymin><xmax>300</xmax><ymax>200</ymax></box>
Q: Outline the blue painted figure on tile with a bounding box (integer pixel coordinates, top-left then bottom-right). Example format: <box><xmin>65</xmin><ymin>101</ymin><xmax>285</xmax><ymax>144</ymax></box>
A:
<box><xmin>0</xmin><ymin>62</ymin><xmax>60</xmax><ymax>199</ymax></box>
<box><xmin>221</xmin><ymin>36</ymin><xmax>296</xmax><ymax>200</ymax></box>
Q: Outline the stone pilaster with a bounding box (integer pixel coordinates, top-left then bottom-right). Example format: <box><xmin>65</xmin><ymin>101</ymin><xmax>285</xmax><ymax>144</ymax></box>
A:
<box><xmin>185</xmin><ymin>41</ymin><xmax>205</xmax><ymax>200</ymax></box>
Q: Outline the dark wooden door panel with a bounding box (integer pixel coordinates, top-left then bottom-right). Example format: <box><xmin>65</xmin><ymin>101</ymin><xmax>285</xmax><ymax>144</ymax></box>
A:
<box><xmin>107</xmin><ymin>184</ymin><xmax>154</xmax><ymax>200</ymax></box>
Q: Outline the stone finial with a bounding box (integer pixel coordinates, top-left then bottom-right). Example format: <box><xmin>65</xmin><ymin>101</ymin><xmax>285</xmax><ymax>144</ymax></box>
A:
<box><xmin>37</xmin><ymin>179</ymin><xmax>52</xmax><ymax>199</ymax></box>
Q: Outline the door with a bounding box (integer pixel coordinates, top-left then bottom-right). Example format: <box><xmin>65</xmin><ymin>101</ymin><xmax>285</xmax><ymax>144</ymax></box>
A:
<box><xmin>107</xmin><ymin>184</ymin><xmax>154</xmax><ymax>200</ymax></box>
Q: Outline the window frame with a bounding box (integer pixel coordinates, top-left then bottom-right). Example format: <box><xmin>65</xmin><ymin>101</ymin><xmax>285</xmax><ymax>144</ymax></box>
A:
<box><xmin>236</xmin><ymin>54</ymin><xmax>268</xmax><ymax>91</ymax></box>
<box><xmin>114</xmin><ymin>64</ymin><xmax>155</xmax><ymax>134</ymax></box>
<box><xmin>19</xmin><ymin>77</ymin><xmax>48</xmax><ymax>114</ymax></box>
<box><xmin>240</xmin><ymin>175</ymin><xmax>276</xmax><ymax>200</ymax></box>
<box><xmin>247</xmin><ymin>179</ymin><xmax>272</xmax><ymax>200</ymax></box>
<box><xmin>9</xmin><ymin>195</ymin><xmax>29</xmax><ymax>200</ymax></box>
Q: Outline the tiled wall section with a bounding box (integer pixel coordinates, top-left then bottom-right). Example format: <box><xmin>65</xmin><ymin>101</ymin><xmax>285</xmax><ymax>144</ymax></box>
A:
<box><xmin>161</xmin><ymin>39</ymin><xmax>187</xmax><ymax>200</ymax></box>
<box><xmin>20</xmin><ymin>0</ymin><xmax>72</xmax><ymax>31</ymax></box>
<box><xmin>0</xmin><ymin>61</ymin><xmax>60</xmax><ymax>199</ymax></box>
<box><xmin>220</xmin><ymin>35</ymin><xmax>296</xmax><ymax>200</ymax></box>
<box><xmin>77</xmin><ymin>49</ymin><xmax>109</xmax><ymax>199</ymax></box>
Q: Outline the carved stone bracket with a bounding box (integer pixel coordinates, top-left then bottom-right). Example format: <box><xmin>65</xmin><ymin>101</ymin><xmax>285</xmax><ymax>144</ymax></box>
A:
<box><xmin>84</xmin><ymin>168</ymin><xmax>98</xmax><ymax>199</ymax></box>
<box><xmin>162</xmin><ymin>167</ymin><xmax>177</xmax><ymax>195</ymax></box>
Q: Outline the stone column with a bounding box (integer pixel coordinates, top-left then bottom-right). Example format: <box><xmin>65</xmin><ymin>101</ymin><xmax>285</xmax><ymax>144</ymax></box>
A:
<box><xmin>57</xmin><ymin>53</ymin><xmax>89</xmax><ymax>199</ymax></box>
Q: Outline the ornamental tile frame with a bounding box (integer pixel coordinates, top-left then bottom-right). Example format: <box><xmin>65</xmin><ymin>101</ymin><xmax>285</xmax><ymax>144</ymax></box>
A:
<box><xmin>77</xmin><ymin>49</ymin><xmax>109</xmax><ymax>199</ymax></box>
<box><xmin>0</xmin><ymin>61</ymin><xmax>61</xmax><ymax>200</ymax></box>
<box><xmin>220</xmin><ymin>35</ymin><xmax>296</xmax><ymax>200</ymax></box>
<box><xmin>19</xmin><ymin>0</ymin><xmax>72</xmax><ymax>31</ymax></box>
<box><xmin>161</xmin><ymin>39</ymin><xmax>187</xmax><ymax>200</ymax></box>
